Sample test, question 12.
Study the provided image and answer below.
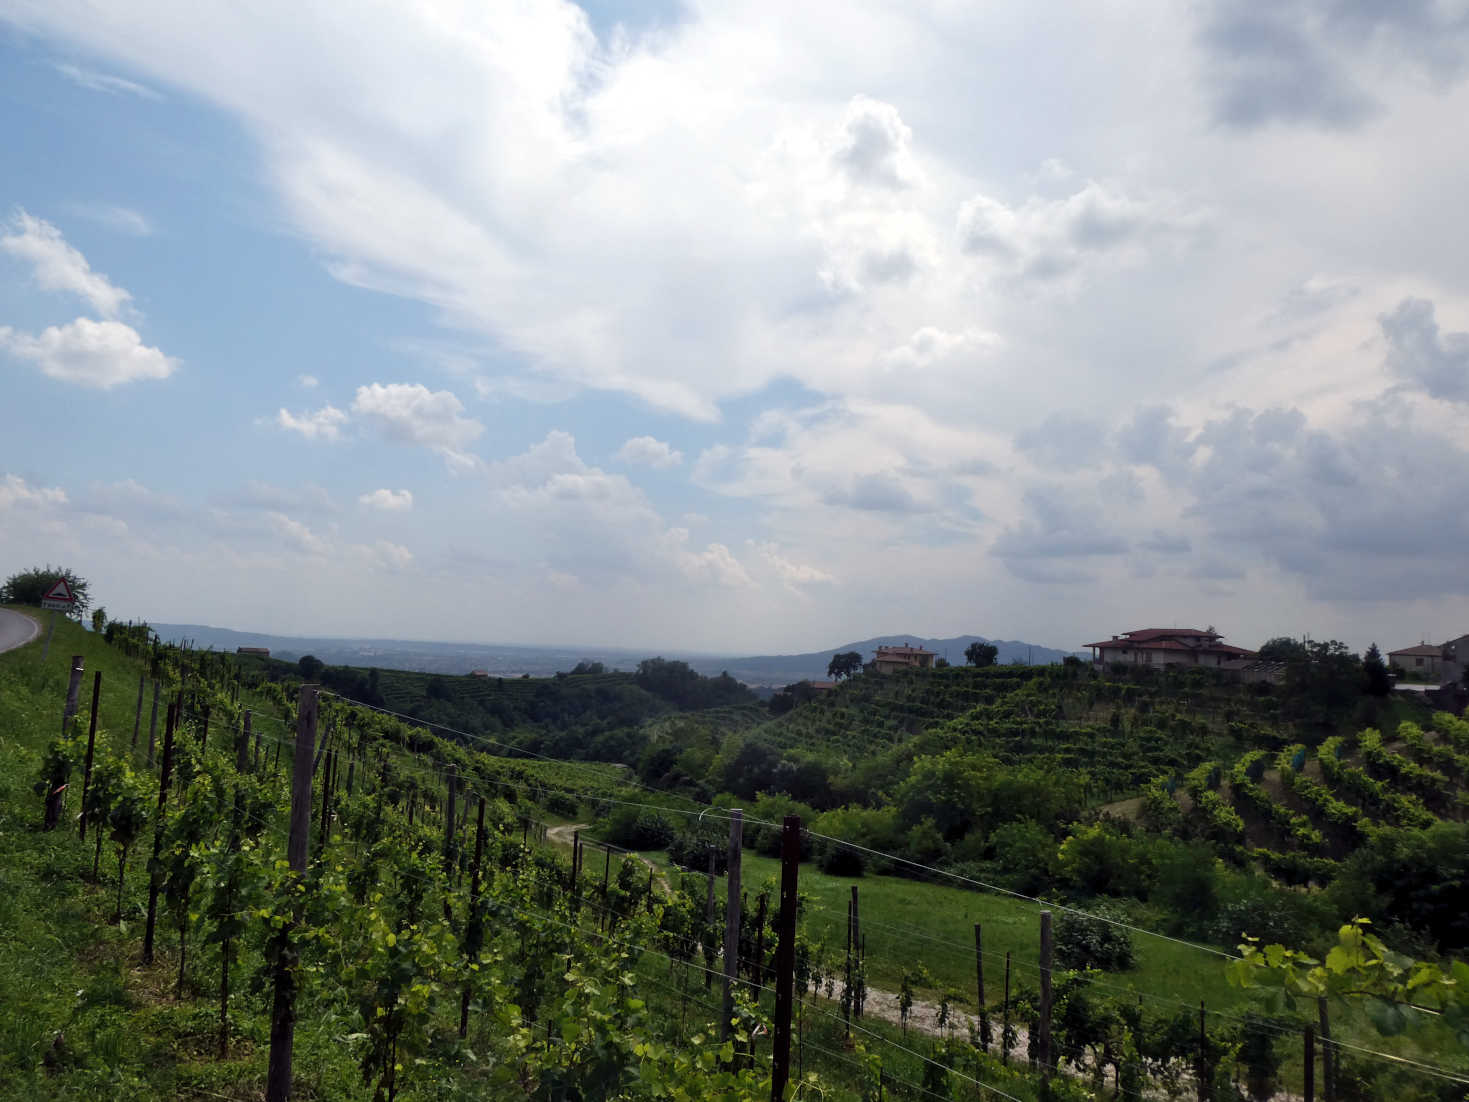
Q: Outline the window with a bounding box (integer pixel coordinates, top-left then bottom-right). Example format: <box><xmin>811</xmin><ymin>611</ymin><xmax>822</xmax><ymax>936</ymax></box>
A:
<box><xmin>1415</xmin><ymin>657</ymin><xmax>1424</xmax><ymax>667</ymax></box>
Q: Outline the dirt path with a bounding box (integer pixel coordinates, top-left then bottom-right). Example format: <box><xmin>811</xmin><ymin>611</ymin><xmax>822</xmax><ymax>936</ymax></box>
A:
<box><xmin>545</xmin><ymin>824</ymin><xmax>672</xmax><ymax>894</ymax></box>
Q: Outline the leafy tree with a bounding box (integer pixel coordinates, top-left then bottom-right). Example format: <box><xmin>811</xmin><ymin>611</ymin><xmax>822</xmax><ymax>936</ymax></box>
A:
<box><xmin>827</xmin><ymin>651</ymin><xmax>863</xmax><ymax>680</ymax></box>
<box><xmin>1257</xmin><ymin>636</ymin><xmax>1308</xmax><ymax>662</ymax></box>
<box><xmin>1</xmin><ymin>564</ymin><xmax>90</xmax><ymax>619</ymax></box>
<box><xmin>297</xmin><ymin>654</ymin><xmax>325</xmax><ymax>680</ymax></box>
<box><xmin>1326</xmin><ymin>821</ymin><xmax>1469</xmax><ymax>952</ymax></box>
<box><xmin>964</xmin><ymin>641</ymin><xmax>999</xmax><ymax>668</ymax></box>
<box><xmin>1362</xmin><ymin>643</ymin><xmax>1392</xmax><ymax>696</ymax></box>
<box><xmin>985</xmin><ymin>820</ymin><xmax>1056</xmax><ymax>895</ymax></box>
<box><xmin>90</xmin><ymin>606</ymin><xmax>108</xmax><ymax>634</ymax></box>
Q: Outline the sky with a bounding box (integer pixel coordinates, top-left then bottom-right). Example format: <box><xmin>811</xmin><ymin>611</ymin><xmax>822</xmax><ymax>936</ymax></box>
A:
<box><xmin>2</xmin><ymin>0</ymin><xmax>1469</xmax><ymax>655</ymax></box>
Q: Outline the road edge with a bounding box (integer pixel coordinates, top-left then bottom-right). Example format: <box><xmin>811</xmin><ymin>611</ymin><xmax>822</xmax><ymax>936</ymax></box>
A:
<box><xmin>0</xmin><ymin>607</ymin><xmax>42</xmax><ymax>653</ymax></box>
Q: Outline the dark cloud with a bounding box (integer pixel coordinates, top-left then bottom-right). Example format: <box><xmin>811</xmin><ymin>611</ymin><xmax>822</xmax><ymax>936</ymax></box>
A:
<box><xmin>1197</xmin><ymin>0</ymin><xmax>1469</xmax><ymax>129</ymax></box>
<box><xmin>1381</xmin><ymin>298</ymin><xmax>1469</xmax><ymax>402</ymax></box>
<box><xmin>1014</xmin><ymin>413</ymin><xmax>1108</xmax><ymax>470</ymax></box>
<box><xmin>1115</xmin><ymin>405</ymin><xmax>1197</xmax><ymax>476</ymax></box>
<box><xmin>1140</xmin><ymin>530</ymin><xmax>1192</xmax><ymax>554</ymax></box>
<box><xmin>1182</xmin><ymin>407</ymin><xmax>1469</xmax><ymax>600</ymax></box>
<box><xmin>823</xmin><ymin>473</ymin><xmax>925</xmax><ymax>513</ymax></box>
<box><xmin>992</xmin><ymin>488</ymin><xmax>1128</xmax><ymax>581</ymax></box>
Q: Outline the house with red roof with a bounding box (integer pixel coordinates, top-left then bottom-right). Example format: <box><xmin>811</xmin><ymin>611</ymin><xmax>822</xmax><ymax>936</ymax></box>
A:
<box><xmin>872</xmin><ymin>643</ymin><xmax>937</xmax><ymax>674</ymax></box>
<box><xmin>1084</xmin><ymin>627</ymin><xmax>1256</xmax><ymax>672</ymax></box>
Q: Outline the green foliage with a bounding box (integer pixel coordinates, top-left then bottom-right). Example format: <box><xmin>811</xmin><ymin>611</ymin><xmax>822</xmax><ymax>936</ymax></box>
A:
<box><xmin>1228</xmin><ymin>918</ymin><xmax>1469</xmax><ymax>1050</ymax></box>
<box><xmin>827</xmin><ymin>651</ymin><xmax>864</xmax><ymax>680</ymax></box>
<box><xmin>1053</xmin><ymin>906</ymin><xmax>1137</xmax><ymax>971</ymax></box>
<box><xmin>1363</xmin><ymin>644</ymin><xmax>1393</xmax><ymax>697</ymax></box>
<box><xmin>964</xmin><ymin>641</ymin><xmax>998</xmax><ymax>668</ymax></box>
<box><xmin>1</xmin><ymin>563</ymin><xmax>91</xmax><ymax>619</ymax></box>
<box><xmin>1057</xmin><ymin>822</ymin><xmax>1154</xmax><ymax>898</ymax></box>
<box><xmin>1326</xmin><ymin>821</ymin><xmax>1469</xmax><ymax>952</ymax></box>
<box><xmin>598</xmin><ymin>804</ymin><xmax>677</xmax><ymax>851</ymax></box>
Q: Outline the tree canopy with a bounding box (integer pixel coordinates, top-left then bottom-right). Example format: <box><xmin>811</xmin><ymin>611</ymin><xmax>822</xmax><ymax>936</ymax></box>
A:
<box><xmin>826</xmin><ymin>651</ymin><xmax>863</xmax><ymax>680</ymax></box>
<box><xmin>964</xmin><ymin>641</ymin><xmax>998</xmax><ymax>667</ymax></box>
<box><xmin>1</xmin><ymin>564</ymin><xmax>91</xmax><ymax>619</ymax></box>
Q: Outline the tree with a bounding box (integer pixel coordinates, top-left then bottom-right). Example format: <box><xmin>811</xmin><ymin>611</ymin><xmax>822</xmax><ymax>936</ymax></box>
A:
<box><xmin>964</xmin><ymin>641</ymin><xmax>998</xmax><ymax>668</ymax></box>
<box><xmin>91</xmin><ymin>606</ymin><xmax>108</xmax><ymax>634</ymax></box>
<box><xmin>827</xmin><ymin>651</ymin><xmax>863</xmax><ymax>680</ymax></box>
<box><xmin>1</xmin><ymin>564</ymin><xmax>91</xmax><ymax>620</ymax></box>
<box><xmin>297</xmin><ymin>654</ymin><xmax>325</xmax><ymax>680</ymax></box>
<box><xmin>1362</xmin><ymin>643</ymin><xmax>1392</xmax><ymax>696</ymax></box>
<box><xmin>1257</xmin><ymin>636</ymin><xmax>1308</xmax><ymax>662</ymax></box>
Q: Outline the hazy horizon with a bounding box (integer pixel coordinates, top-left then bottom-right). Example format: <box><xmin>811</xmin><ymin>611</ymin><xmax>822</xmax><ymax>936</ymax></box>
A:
<box><xmin>4</xmin><ymin>1</ymin><xmax>1469</xmax><ymax>656</ymax></box>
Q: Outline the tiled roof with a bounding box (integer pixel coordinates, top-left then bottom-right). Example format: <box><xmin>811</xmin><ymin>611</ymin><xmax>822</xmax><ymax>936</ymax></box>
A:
<box><xmin>1388</xmin><ymin>644</ymin><xmax>1443</xmax><ymax>658</ymax></box>
<box><xmin>1084</xmin><ymin>630</ymin><xmax>1255</xmax><ymax>658</ymax></box>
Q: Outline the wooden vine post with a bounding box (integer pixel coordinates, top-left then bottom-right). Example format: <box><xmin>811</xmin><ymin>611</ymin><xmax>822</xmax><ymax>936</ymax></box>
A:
<box><xmin>237</xmin><ymin>709</ymin><xmax>253</xmax><ymax>774</ymax></box>
<box><xmin>974</xmin><ymin>923</ymin><xmax>988</xmax><ymax>1051</ymax></box>
<box><xmin>1318</xmin><ymin>997</ymin><xmax>1334</xmax><ymax>1102</ymax></box>
<box><xmin>61</xmin><ymin>655</ymin><xmax>85</xmax><ymax>736</ymax></box>
<box><xmin>770</xmin><ymin>814</ymin><xmax>801</xmax><ymax>1102</ymax></box>
<box><xmin>78</xmin><ymin>670</ymin><xmax>103</xmax><ymax>841</ymax></box>
<box><xmin>131</xmin><ymin>672</ymin><xmax>145</xmax><ymax>750</ymax></box>
<box><xmin>142</xmin><ymin>701</ymin><xmax>178</xmax><ymax>964</ymax></box>
<box><xmin>147</xmin><ymin>680</ymin><xmax>160</xmax><ymax>769</ymax></box>
<box><xmin>1038</xmin><ymin>910</ymin><xmax>1053</xmax><ymax>1082</ymax></box>
<box><xmin>266</xmin><ymin>684</ymin><xmax>318</xmax><ymax>1102</ymax></box>
<box><xmin>460</xmin><ymin>795</ymin><xmax>488</xmax><ymax>1038</ymax></box>
<box><xmin>1304</xmin><ymin>1025</ymin><xmax>1315</xmax><ymax>1102</ymax></box>
<box><xmin>721</xmin><ymin>809</ymin><xmax>743</xmax><ymax>1042</ymax></box>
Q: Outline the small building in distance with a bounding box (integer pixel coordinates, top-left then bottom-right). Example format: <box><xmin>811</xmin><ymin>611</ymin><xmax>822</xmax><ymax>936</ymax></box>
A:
<box><xmin>469</xmin><ymin>669</ymin><xmax>491</xmax><ymax>678</ymax></box>
<box><xmin>807</xmin><ymin>680</ymin><xmax>838</xmax><ymax>695</ymax></box>
<box><xmin>235</xmin><ymin>646</ymin><xmax>270</xmax><ymax>658</ymax></box>
<box><xmin>1388</xmin><ymin>643</ymin><xmax>1447</xmax><ymax>682</ymax></box>
<box><xmin>1085</xmin><ymin>627</ymin><xmax>1256</xmax><ymax>672</ymax></box>
<box><xmin>872</xmin><ymin>644</ymin><xmax>937</xmax><ymax>674</ymax></box>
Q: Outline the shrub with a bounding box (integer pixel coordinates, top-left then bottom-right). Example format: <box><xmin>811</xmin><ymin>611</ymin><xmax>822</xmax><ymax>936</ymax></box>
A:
<box><xmin>1053</xmin><ymin>906</ymin><xmax>1136</xmax><ymax>972</ymax></box>
<box><xmin>598</xmin><ymin>805</ymin><xmax>676</xmax><ymax>851</ymax></box>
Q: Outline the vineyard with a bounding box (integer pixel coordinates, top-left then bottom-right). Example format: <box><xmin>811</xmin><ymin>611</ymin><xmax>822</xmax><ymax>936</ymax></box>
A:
<box><xmin>1163</xmin><ymin>717</ymin><xmax>1469</xmax><ymax>892</ymax></box>
<box><xmin>3</xmin><ymin>612</ymin><xmax>1467</xmax><ymax>1101</ymax></box>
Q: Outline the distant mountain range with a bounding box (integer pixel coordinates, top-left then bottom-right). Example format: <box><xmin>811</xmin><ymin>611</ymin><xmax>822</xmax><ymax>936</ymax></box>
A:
<box><xmin>694</xmin><ymin>634</ymin><xmax>1085</xmax><ymax>687</ymax></box>
<box><xmin>150</xmin><ymin>624</ymin><xmax>1084</xmax><ymax>686</ymax></box>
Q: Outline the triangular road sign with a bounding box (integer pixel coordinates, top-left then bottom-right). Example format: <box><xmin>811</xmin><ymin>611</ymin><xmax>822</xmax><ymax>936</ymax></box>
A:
<box><xmin>42</xmin><ymin>578</ymin><xmax>74</xmax><ymax>602</ymax></box>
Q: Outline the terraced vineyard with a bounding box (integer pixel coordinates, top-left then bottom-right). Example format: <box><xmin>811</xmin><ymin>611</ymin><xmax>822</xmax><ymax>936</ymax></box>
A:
<box><xmin>1173</xmin><ymin>714</ymin><xmax>1469</xmax><ymax>884</ymax></box>
<box><xmin>747</xmin><ymin>664</ymin><xmax>1289</xmax><ymax>797</ymax></box>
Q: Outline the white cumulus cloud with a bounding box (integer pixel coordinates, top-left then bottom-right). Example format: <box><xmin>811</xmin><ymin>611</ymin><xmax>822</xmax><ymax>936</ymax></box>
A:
<box><xmin>1</xmin><ymin>210</ymin><xmax>133</xmax><ymax>317</ymax></box>
<box><xmin>351</xmin><ymin>382</ymin><xmax>483</xmax><ymax>468</ymax></box>
<box><xmin>0</xmin><ymin>318</ymin><xmax>176</xmax><ymax>387</ymax></box>
<box><xmin>0</xmin><ymin>473</ymin><xmax>69</xmax><ymax>510</ymax></box>
<box><xmin>359</xmin><ymin>488</ymin><xmax>414</xmax><ymax>510</ymax></box>
<box><xmin>616</xmin><ymin>435</ymin><xmax>683</xmax><ymax>469</ymax></box>
<box><xmin>276</xmin><ymin>404</ymin><xmax>347</xmax><ymax>441</ymax></box>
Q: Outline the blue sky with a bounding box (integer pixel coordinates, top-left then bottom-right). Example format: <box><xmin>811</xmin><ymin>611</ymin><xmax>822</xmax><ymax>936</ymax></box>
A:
<box><xmin>2</xmin><ymin>1</ymin><xmax>1469</xmax><ymax>654</ymax></box>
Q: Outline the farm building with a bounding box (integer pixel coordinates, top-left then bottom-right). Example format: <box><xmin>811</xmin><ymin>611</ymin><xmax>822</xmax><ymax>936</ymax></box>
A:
<box><xmin>1085</xmin><ymin>627</ymin><xmax>1256</xmax><ymax>672</ymax></box>
<box><xmin>872</xmin><ymin>644</ymin><xmax>936</xmax><ymax>673</ymax></box>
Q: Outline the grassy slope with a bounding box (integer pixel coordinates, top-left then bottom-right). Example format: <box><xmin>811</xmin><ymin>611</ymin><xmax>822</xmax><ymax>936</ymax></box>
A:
<box><xmin>0</xmin><ymin>612</ymin><xmax>364</xmax><ymax>1099</ymax></box>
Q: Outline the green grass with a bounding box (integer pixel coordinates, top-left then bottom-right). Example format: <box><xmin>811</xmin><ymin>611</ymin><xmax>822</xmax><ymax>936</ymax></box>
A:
<box><xmin>718</xmin><ymin>853</ymin><xmax>1248</xmax><ymax>1015</ymax></box>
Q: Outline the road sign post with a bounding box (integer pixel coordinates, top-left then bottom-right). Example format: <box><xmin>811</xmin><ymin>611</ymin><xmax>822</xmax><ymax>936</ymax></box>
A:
<box><xmin>39</xmin><ymin>578</ymin><xmax>75</xmax><ymax>662</ymax></box>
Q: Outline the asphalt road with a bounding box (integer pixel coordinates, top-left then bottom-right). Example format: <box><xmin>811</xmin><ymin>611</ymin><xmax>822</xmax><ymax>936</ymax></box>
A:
<box><xmin>0</xmin><ymin>607</ymin><xmax>41</xmax><ymax>653</ymax></box>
